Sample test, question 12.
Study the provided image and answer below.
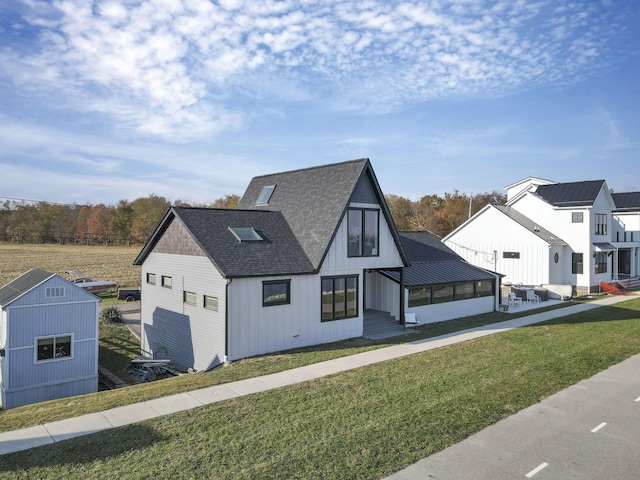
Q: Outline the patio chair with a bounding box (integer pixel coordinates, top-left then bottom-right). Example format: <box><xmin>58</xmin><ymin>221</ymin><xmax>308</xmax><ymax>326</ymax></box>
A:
<box><xmin>526</xmin><ymin>289</ymin><xmax>541</xmax><ymax>303</ymax></box>
<box><xmin>404</xmin><ymin>312</ymin><xmax>420</xmax><ymax>330</ymax></box>
<box><xmin>508</xmin><ymin>292</ymin><xmax>522</xmax><ymax>306</ymax></box>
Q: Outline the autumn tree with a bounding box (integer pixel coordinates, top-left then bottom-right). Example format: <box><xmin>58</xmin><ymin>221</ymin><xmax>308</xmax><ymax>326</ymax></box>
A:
<box><xmin>110</xmin><ymin>200</ymin><xmax>134</xmax><ymax>245</ymax></box>
<box><xmin>130</xmin><ymin>195</ymin><xmax>170</xmax><ymax>243</ymax></box>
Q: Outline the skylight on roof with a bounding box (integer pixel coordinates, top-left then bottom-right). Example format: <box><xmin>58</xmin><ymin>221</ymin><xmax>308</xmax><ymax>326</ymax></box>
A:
<box><xmin>229</xmin><ymin>226</ymin><xmax>265</xmax><ymax>242</ymax></box>
<box><xmin>256</xmin><ymin>185</ymin><xmax>276</xmax><ymax>205</ymax></box>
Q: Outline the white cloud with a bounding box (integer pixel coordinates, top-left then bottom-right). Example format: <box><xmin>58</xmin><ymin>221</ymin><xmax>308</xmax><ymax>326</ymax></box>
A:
<box><xmin>0</xmin><ymin>0</ymin><xmax>632</xmax><ymax>141</ymax></box>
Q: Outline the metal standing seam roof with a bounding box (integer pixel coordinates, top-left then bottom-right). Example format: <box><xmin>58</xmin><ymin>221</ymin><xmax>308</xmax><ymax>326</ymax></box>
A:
<box><xmin>492</xmin><ymin>205</ymin><xmax>567</xmax><ymax>246</ymax></box>
<box><xmin>534</xmin><ymin>180</ymin><xmax>606</xmax><ymax>207</ymax></box>
<box><xmin>0</xmin><ymin>268</ymin><xmax>54</xmax><ymax>306</ymax></box>
<box><xmin>612</xmin><ymin>192</ymin><xmax>640</xmax><ymax>211</ymax></box>
<box><xmin>380</xmin><ymin>231</ymin><xmax>499</xmax><ymax>287</ymax></box>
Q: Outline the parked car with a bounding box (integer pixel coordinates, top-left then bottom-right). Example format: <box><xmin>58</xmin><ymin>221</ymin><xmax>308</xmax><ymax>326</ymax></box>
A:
<box><xmin>117</xmin><ymin>288</ymin><xmax>141</xmax><ymax>302</ymax></box>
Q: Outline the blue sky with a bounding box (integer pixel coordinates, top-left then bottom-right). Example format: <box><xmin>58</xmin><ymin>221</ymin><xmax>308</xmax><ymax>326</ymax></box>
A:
<box><xmin>1</xmin><ymin>0</ymin><xmax>639</xmax><ymax>206</ymax></box>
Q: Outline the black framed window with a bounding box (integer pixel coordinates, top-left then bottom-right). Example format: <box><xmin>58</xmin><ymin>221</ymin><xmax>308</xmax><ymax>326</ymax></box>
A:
<box><xmin>595</xmin><ymin>214</ymin><xmax>607</xmax><ymax>235</ymax></box>
<box><xmin>503</xmin><ymin>252</ymin><xmax>520</xmax><ymax>259</ymax></box>
<box><xmin>263</xmin><ymin>280</ymin><xmax>291</xmax><ymax>307</ymax></box>
<box><xmin>432</xmin><ymin>284</ymin><xmax>454</xmax><ymax>304</ymax></box>
<box><xmin>454</xmin><ymin>282</ymin><xmax>474</xmax><ymax>300</ymax></box>
<box><xmin>595</xmin><ymin>252</ymin><xmax>607</xmax><ymax>274</ymax></box>
<box><xmin>475</xmin><ymin>280</ymin><xmax>494</xmax><ymax>297</ymax></box>
<box><xmin>572</xmin><ymin>253</ymin><xmax>583</xmax><ymax>274</ymax></box>
<box><xmin>347</xmin><ymin>209</ymin><xmax>379</xmax><ymax>257</ymax></box>
<box><xmin>408</xmin><ymin>286</ymin><xmax>431</xmax><ymax>307</ymax></box>
<box><xmin>321</xmin><ymin>275</ymin><xmax>358</xmax><ymax>321</ymax></box>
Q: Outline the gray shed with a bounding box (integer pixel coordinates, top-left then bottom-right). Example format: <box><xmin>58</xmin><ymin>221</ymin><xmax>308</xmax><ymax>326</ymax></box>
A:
<box><xmin>0</xmin><ymin>269</ymin><xmax>100</xmax><ymax>409</ymax></box>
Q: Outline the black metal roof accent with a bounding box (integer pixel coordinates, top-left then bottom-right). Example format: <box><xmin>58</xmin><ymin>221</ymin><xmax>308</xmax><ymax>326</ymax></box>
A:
<box><xmin>534</xmin><ymin>180</ymin><xmax>605</xmax><ymax>207</ymax></box>
<box><xmin>0</xmin><ymin>268</ymin><xmax>54</xmax><ymax>306</ymax></box>
<box><xmin>381</xmin><ymin>231</ymin><xmax>498</xmax><ymax>287</ymax></box>
<box><xmin>493</xmin><ymin>205</ymin><xmax>567</xmax><ymax>246</ymax></box>
<box><xmin>612</xmin><ymin>192</ymin><xmax>640</xmax><ymax>211</ymax></box>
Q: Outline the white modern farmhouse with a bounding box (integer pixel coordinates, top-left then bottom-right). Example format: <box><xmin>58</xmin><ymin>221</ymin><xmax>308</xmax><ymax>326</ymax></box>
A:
<box><xmin>134</xmin><ymin>159</ymin><xmax>501</xmax><ymax>371</ymax></box>
<box><xmin>0</xmin><ymin>269</ymin><xmax>99</xmax><ymax>409</ymax></box>
<box><xmin>443</xmin><ymin>177</ymin><xmax>640</xmax><ymax>295</ymax></box>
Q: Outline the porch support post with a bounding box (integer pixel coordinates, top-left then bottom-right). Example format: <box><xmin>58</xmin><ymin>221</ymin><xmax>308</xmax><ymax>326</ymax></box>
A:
<box><xmin>399</xmin><ymin>267</ymin><xmax>405</xmax><ymax>325</ymax></box>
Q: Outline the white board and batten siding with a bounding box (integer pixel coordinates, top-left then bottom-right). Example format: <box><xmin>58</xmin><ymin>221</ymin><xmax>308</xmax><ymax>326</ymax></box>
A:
<box><xmin>141</xmin><ymin>252</ymin><xmax>226</xmax><ymax>372</ymax></box>
<box><xmin>407</xmin><ymin>296</ymin><xmax>495</xmax><ymax>325</ymax></box>
<box><xmin>1</xmin><ymin>275</ymin><xmax>99</xmax><ymax>409</ymax></box>
<box><xmin>227</xmin><ymin>203</ymin><xmax>405</xmax><ymax>362</ymax></box>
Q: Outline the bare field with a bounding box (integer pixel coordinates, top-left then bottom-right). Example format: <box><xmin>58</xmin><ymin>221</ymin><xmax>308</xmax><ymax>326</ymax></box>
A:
<box><xmin>0</xmin><ymin>243</ymin><xmax>142</xmax><ymax>288</ymax></box>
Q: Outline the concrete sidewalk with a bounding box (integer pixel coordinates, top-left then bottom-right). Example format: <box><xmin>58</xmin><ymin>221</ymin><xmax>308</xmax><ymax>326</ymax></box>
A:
<box><xmin>0</xmin><ymin>295</ymin><xmax>633</xmax><ymax>456</ymax></box>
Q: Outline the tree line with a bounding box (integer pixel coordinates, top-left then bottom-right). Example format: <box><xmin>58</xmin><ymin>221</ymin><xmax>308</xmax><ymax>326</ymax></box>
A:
<box><xmin>0</xmin><ymin>190</ymin><xmax>504</xmax><ymax>245</ymax></box>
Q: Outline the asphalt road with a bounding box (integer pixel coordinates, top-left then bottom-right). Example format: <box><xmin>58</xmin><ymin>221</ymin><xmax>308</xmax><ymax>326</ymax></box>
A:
<box><xmin>386</xmin><ymin>353</ymin><xmax>640</xmax><ymax>480</ymax></box>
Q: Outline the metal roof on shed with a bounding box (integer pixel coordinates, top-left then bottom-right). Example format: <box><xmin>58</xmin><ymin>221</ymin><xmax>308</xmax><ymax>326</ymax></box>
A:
<box><xmin>0</xmin><ymin>268</ymin><xmax>54</xmax><ymax>306</ymax></box>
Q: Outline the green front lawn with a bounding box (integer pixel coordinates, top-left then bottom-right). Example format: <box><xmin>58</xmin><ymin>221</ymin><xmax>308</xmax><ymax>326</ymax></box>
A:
<box><xmin>1</xmin><ymin>298</ymin><xmax>639</xmax><ymax>479</ymax></box>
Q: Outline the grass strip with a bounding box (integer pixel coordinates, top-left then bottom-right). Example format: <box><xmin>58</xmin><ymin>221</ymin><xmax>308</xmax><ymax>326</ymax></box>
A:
<box><xmin>0</xmin><ymin>300</ymin><xmax>582</xmax><ymax>432</ymax></box>
<box><xmin>0</xmin><ymin>299</ymin><xmax>639</xmax><ymax>479</ymax></box>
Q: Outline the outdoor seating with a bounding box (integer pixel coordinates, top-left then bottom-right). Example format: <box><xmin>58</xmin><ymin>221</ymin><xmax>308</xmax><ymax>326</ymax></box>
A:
<box><xmin>404</xmin><ymin>312</ymin><xmax>420</xmax><ymax>329</ymax></box>
<box><xmin>508</xmin><ymin>292</ymin><xmax>522</xmax><ymax>306</ymax></box>
<box><xmin>526</xmin><ymin>289</ymin><xmax>541</xmax><ymax>303</ymax></box>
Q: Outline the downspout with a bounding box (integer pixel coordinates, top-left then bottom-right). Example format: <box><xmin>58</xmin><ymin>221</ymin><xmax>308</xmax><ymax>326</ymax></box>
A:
<box><xmin>399</xmin><ymin>267</ymin><xmax>405</xmax><ymax>325</ymax></box>
<box><xmin>224</xmin><ymin>278</ymin><xmax>232</xmax><ymax>364</ymax></box>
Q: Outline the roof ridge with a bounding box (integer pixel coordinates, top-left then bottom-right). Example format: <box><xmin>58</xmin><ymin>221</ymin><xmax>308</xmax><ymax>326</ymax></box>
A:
<box><xmin>246</xmin><ymin>158</ymin><xmax>369</xmax><ymax>181</ymax></box>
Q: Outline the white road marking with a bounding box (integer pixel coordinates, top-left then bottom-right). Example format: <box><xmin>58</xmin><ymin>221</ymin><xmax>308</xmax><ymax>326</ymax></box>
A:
<box><xmin>635</xmin><ymin>396</ymin><xmax>640</xmax><ymax>402</ymax></box>
<box><xmin>526</xmin><ymin>462</ymin><xmax>549</xmax><ymax>478</ymax></box>
<box><xmin>591</xmin><ymin>422</ymin><xmax>607</xmax><ymax>433</ymax></box>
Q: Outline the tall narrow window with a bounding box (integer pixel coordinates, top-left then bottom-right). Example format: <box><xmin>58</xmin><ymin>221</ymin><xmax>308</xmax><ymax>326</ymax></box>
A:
<box><xmin>347</xmin><ymin>209</ymin><xmax>379</xmax><ymax>257</ymax></box>
<box><xmin>594</xmin><ymin>252</ymin><xmax>607</xmax><ymax>274</ymax></box>
<box><xmin>572</xmin><ymin>253</ymin><xmax>583</xmax><ymax>274</ymax></box>
<box><xmin>321</xmin><ymin>276</ymin><xmax>358</xmax><ymax>321</ymax></box>
<box><xmin>595</xmin><ymin>214</ymin><xmax>607</xmax><ymax>235</ymax></box>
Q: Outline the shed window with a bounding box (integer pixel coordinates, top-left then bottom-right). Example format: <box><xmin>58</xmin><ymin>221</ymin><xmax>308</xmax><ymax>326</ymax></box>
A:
<box><xmin>36</xmin><ymin>334</ymin><xmax>72</xmax><ymax>362</ymax></box>
<box><xmin>45</xmin><ymin>287</ymin><xmax>65</xmax><ymax>298</ymax></box>
<box><xmin>161</xmin><ymin>276</ymin><xmax>172</xmax><ymax>288</ymax></box>
<box><xmin>503</xmin><ymin>252</ymin><xmax>520</xmax><ymax>259</ymax></box>
<box><xmin>263</xmin><ymin>280</ymin><xmax>291</xmax><ymax>307</ymax></box>
<box><xmin>256</xmin><ymin>185</ymin><xmax>276</xmax><ymax>205</ymax></box>
<box><xmin>229</xmin><ymin>226</ymin><xmax>265</xmax><ymax>242</ymax></box>
<box><xmin>146</xmin><ymin>273</ymin><xmax>156</xmax><ymax>285</ymax></box>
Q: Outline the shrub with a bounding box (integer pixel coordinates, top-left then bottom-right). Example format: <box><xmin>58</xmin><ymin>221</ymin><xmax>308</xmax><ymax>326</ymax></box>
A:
<box><xmin>100</xmin><ymin>305</ymin><xmax>123</xmax><ymax>324</ymax></box>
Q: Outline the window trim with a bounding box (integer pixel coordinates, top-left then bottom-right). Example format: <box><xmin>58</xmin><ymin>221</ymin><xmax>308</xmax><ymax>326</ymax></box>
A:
<box><xmin>35</xmin><ymin>333</ymin><xmax>73</xmax><ymax>363</ymax></box>
<box><xmin>262</xmin><ymin>279</ymin><xmax>291</xmax><ymax>307</ymax></box>
<box><xmin>347</xmin><ymin>208</ymin><xmax>380</xmax><ymax>257</ymax></box>
<box><xmin>321</xmin><ymin>275</ymin><xmax>359</xmax><ymax>321</ymax></box>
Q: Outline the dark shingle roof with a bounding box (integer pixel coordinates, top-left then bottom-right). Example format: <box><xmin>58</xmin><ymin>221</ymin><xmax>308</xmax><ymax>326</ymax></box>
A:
<box><xmin>382</xmin><ymin>231</ymin><xmax>497</xmax><ymax>287</ymax></box>
<box><xmin>612</xmin><ymin>192</ymin><xmax>640</xmax><ymax>211</ymax></box>
<box><xmin>135</xmin><ymin>207</ymin><xmax>314</xmax><ymax>278</ymax></box>
<box><xmin>493</xmin><ymin>205</ymin><xmax>567</xmax><ymax>246</ymax></box>
<box><xmin>534</xmin><ymin>180</ymin><xmax>605</xmax><ymax>207</ymax></box>
<box><xmin>238</xmin><ymin>158</ymin><xmax>409</xmax><ymax>269</ymax></box>
<box><xmin>0</xmin><ymin>268</ymin><xmax>54</xmax><ymax>306</ymax></box>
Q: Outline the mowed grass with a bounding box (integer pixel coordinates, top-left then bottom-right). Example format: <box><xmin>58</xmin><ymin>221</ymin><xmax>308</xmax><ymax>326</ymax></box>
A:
<box><xmin>1</xmin><ymin>299</ymin><xmax>639</xmax><ymax>479</ymax></box>
<box><xmin>0</xmin><ymin>243</ymin><xmax>141</xmax><ymax>288</ymax></box>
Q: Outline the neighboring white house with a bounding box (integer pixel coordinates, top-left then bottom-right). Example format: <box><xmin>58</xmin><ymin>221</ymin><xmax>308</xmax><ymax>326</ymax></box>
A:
<box><xmin>134</xmin><ymin>159</ymin><xmax>502</xmax><ymax>372</ymax></box>
<box><xmin>443</xmin><ymin>177</ymin><xmax>640</xmax><ymax>294</ymax></box>
<box><xmin>0</xmin><ymin>269</ymin><xmax>100</xmax><ymax>409</ymax></box>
